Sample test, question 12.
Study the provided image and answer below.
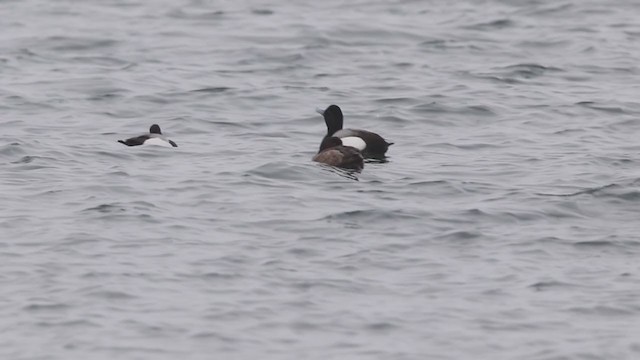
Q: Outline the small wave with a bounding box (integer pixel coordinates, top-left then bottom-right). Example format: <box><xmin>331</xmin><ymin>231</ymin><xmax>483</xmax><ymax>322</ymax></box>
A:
<box><xmin>83</xmin><ymin>203</ymin><xmax>127</xmax><ymax>213</ymax></box>
<box><xmin>364</xmin><ymin>322</ymin><xmax>399</xmax><ymax>332</ymax></box>
<box><xmin>321</xmin><ymin>209</ymin><xmax>426</xmax><ymax>223</ymax></box>
<box><xmin>247</xmin><ymin>161</ymin><xmax>322</xmax><ymax>181</ymax></box>
<box><xmin>190</xmin><ymin>86</ymin><xmax>233</xmax><ymax>93</ymax></box>
<box><xmin>373</xmin><ymin>97</ymin><xmax>419</xmax><ymax>105</ymax></box>
<box><xmin>251</xmin><ymin>9</ymin><xmax>274</xmax><ymax>15</ymax></box>
<box><xmin>433</xmin><ymin>230</ymin><xmax>482</xmax><ymax>242</ymax></box>
<box><xmin>8</xmin><ymin>154</ymin><xmax>58</xmax><ymax>170</ymax></box>
<box><xmin>23</xmin><ymin>303</ymin><xmax>71</xmax><ymax>312</ymax></box>
<box><xmin>314</xmin><ymin>163</ymin><xmax>361</xmax><ymax>180</ymax></box>
<box><xmin>411</xmin><ymin>102</ymin><xmax>496</xmax><ymax>116</ymax></box>
<box><xmin>93</xmin><ymin>345</ymin><xmax>179</xmax><ymax>354</ymax></box>
<box><xmin>470</xmin><ymin>63</ymin><xmax>564</xmax><ymax>84</ymax></box>
<box><xmin>538</xmin><ymin>183</ymin><xmax>619</xmax><ymax>197</ymax></box>
<box><xmin>517</xmin><ymin>39</ymin><xmax>571</xmax><ymax>49</ymax></box>
<box><xmin>190</xmin><ymin>331</ymin><xmax>239</xmax><ymax>341</ymax></box>
<box><xmin>541</xmin><ymin>181</ymin><xmax>640</xmax><ymax>201</ymax></box>
<box><xmin>46</xmin><ymin>36</ymin><xmax>118</xmax><ymax>52</ymax></box>
<box><xmin>289</xmin><ymin>321</ymin><xmax>320</xmax><ymax>331</ymax></box>
<box><xmin>573</xmin><ymin>239</ymin><xmax>640</xmax><ymax>248</ymax></box>
<box><xmin>529</xmin><ymin>280</ymin><xmax>577</xmax><ymax>291</ymax></box>
<box><xmin>11</xmin><ymin>155</ymin><xmax>35</xmax><ymax>164</ymax></box>
<box><xmin>454</xmin><ymin>207</ymin><xmax>546</xmax><ymax>225</ymax></box>
<box><xmin>418</xmin><ymin>38</ymin><xmax>479</xmax><ymax>51</ymax></box>
<box><xmin>393</xmin><ymin>62</ymin><xmax>414</xmax><ymax>68</ymax></box>
<box><xmin>463</xmin><ymin>19</ymin><xmax>516</xmax><ymax>30</ymax></box>
<box><xmin>496</xmin><ymin>63</ymin><xmax>563</xmax><ymax>79</ymax></box>
<box><xmin>474</xmin><ymin>75</ymin><xmax>523</xmax><ymax>84</ymax></box>
<box><xmin>361</xmin><ymin>114</ymin><xmax>409</xmax><ymax>125</ymax></box>
<box><xmin>86</xmin><ymin>92</ymin><xmax>125</xmax><ymax>101</ymax></box>
<box><xmin>167</xmin><ymin>9</ymin><xmax>225</xmax><ymax>20</ymax></box>
<box><xmin>196</xmin><ymin>272</ymin><xmax>241</xmax><ymax>280</ymax></box>
<box><xmin>287</xmin><ymin>247</ymin><xmax>320</xmax><ymax>257</ymax></box>
<box><xmin>447</xmin><ymin>142</ymin><xmax>505</xmax><ymax>150</ymax></box>
<box><xmin>574</xmin><ymin>240</ymin><xmax>615</xmax><ymax>247</ymax></box>
<box><xmin>35</xmin><ymin>319</ymin><xmax>99</xmax><ymax>328</ymax></box>
<box><xmin>522</xmin><ymin>3</ymin><xmax>574</xmax><ymax>17</ymax></box>
<box><xmin>568</xmin><ymin>305</ymin><xmax>635</xmax><ymax>316</ymax></box>
<box><xmin>81</xmin><ymin>202</ymin><xmax>159</xmax><ymax>221</ymax></box>
<box><xmin>552</xmin><ymin>128</ymin><xmax>586</xmax><ymax>135</ymax></box>
<box><xmin>576</xmin><ymin>101</ymin><xmax>626</xmax><ymax>114</ymax></box>
<box><xmin>291</xmin><ymin>278</ymin><xmax>365</xmax><ymax>292</ymax></box>
<box><xmin>70</xmin><ymin>56</ymin><xmax>130</xmax><ymax>67</ymax></box>
<box><xmin>86</xmin><ymin>290</ymin><xmax>137</xmax><ymax>300</ymax></box>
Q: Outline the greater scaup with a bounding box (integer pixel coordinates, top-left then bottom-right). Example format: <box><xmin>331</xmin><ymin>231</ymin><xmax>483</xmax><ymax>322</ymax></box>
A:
<box><xmin>118</xmin><ymin>124</ymin><xmax>177</xmax><ymax>147</ymax></box>
<box><xmin>317</xmin><ymin>104</ymin><xmax>392</xmax><ymax>157</ymax></box>
<box><xmin>312</xmin><ymin>136</ymin><xmax>364</xmax><ymax>170</ymax></box>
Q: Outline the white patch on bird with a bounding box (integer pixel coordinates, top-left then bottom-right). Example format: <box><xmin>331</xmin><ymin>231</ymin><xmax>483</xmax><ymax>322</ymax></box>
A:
<box><xmin>333</xmin><ymin>129</ymin><xmax>358</xmax><ymax>138</ymax></box>
<box><xmin>143</xmin><ymin>137</ymin><xmax>174</xmax><ymax>147</ymax></box>
<box><xmin>340</xmin><ymin>136</ymin><xmax>366</xmax><ymax>151</ymax></box>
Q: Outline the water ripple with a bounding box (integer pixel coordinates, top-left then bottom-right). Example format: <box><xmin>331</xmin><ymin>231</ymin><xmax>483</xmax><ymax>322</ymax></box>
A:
<box><xmin>2</xmin><ymin>1</ymin><xmax>640</xmax><ymax>359</ymax></box>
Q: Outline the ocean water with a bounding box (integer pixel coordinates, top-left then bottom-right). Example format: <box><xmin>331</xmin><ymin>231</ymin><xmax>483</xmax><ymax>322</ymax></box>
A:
<box><xmin>2</xmin><ymin>0</ymin><xmax>640</xmax><ymax>359</ymax></box>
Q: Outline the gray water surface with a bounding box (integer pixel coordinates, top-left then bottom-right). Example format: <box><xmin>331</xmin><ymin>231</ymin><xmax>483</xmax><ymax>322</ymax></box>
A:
<box><xmin>2</xmin><ymin>0</ymin><xmax>640</xmax><ymax>359</ymax></box>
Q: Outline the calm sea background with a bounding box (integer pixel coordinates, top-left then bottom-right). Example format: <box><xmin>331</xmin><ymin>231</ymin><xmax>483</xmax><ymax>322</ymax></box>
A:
<box><xmin>2</xmin><ymin>0</ymin><xmax>640</xmax><ymax>359</ymax></box>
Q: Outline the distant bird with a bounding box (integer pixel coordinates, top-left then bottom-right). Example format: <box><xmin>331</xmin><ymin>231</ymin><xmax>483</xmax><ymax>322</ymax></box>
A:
<box><xmin>316</xmin><ymin>104</ymin><xmax>392</xmax><ymax>158</ymax></box>
<box><xmin>312</xmin><ymin>136</ymin><xmax>364</xmax><ymax>170</ymax></box>
<box><xmin>118</xmin><ymin>124</ymin><xmax>177</xmax><ymax>147</ymax></box>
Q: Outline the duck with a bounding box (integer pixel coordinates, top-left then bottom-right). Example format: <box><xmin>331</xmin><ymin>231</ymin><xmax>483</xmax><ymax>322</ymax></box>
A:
<box><xmin>312</xmin><ymin>136</ymin><xmax>364</xmax><ymax>170</ymax></box>
<box><xmin>118</xmin><ymin>124</ymin><xmax>177</xmax><ymax>147</ymax></box>
<box><xmin>316</xmin><ymin>104</ymin><xmax>392</xmax><ymax>157</ymax></box>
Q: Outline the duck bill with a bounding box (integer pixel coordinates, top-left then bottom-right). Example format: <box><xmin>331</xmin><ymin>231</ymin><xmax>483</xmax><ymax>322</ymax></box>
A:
<box><xmin>315</xmin><ymin>107</ymin><xmax>325</xmax><ymax>115</ymax></box>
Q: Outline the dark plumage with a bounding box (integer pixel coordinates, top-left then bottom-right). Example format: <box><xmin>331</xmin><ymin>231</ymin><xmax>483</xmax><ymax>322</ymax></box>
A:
<box><xmin>317</xmin><ymin>104</ymin><xmax>392</xmax><ymax>157</ymax></box>
<box><xmin>118</xmin><ymin>124</ymin><xmax>177</xmax><ymax>147</ymax></box>
<box><xmin>312</xmin><ymin>137</ymin><xmax>364</xmax><ymax>170</ymax></box>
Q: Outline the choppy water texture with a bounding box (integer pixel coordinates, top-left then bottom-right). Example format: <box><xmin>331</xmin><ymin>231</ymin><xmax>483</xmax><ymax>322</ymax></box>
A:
<box><xmin>2</xmin><ymin>0</ymin><xmax>640</xmax><ymax>359</ymax></box>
